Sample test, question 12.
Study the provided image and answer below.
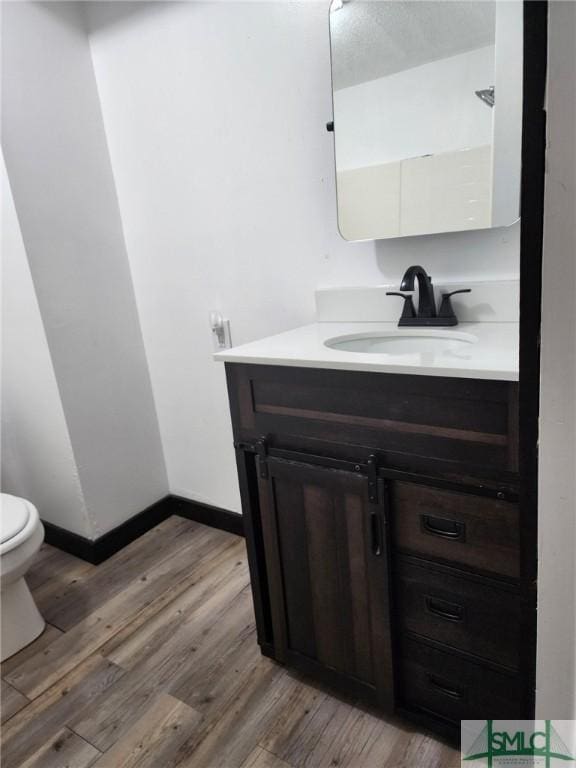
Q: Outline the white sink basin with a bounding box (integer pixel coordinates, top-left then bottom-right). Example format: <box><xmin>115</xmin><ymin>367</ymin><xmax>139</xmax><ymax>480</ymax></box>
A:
<box><xmin>325</xmin><ymin>330</ymin><xmax>478</xmax><ymax>356</ymax></box>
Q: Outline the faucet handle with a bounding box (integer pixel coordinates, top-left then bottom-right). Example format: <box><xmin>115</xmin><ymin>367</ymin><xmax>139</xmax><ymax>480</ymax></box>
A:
<box><xmin>386</xmin><ymin>292</ymin><xmax>417</xmax><ymax>321</ymax></box>
<box><xmin>438</xmin><ymin>289</ymin><xmax>472</xmax><ymax>321</ymax></box>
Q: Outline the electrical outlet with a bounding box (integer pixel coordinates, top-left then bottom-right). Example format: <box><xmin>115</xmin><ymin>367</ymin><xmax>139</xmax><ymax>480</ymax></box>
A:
<box><xmin>210</xmin><ymin>311</ymin><xmax>232</xmax><ymax>351</ymax></box>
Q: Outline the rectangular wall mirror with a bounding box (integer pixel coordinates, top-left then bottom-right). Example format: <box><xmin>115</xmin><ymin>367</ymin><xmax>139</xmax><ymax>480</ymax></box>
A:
<box><xmin>329</xmin><ymin>0</ymin><xmax>523</xmax><ymax>241</ymax></box>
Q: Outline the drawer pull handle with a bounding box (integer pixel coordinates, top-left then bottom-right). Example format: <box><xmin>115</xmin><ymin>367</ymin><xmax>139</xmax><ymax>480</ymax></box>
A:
<box><xmin>370</xmin><ymin>511</ymin><xmax>383</xmax><ymax>557</ymax></box>
<box><xmin>427</xmin><ymin>674</ymin><xmax>464</xmax><ymax>700</ymax></box>
<box><xmin>421</xmin><ymin>514</ymin><xmax>466</xmax><ymax>541</ymax></box>
<box><xmin>425</xmin><ymin>596</ymin><xmax>465</xmax><ymax>623</ymax></box>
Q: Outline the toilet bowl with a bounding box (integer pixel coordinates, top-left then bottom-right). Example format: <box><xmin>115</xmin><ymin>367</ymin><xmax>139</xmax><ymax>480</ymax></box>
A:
<box><xmin>1</xmin><ymin>494</ymin><xmax>45</xmax><ymax>661</ymax></box>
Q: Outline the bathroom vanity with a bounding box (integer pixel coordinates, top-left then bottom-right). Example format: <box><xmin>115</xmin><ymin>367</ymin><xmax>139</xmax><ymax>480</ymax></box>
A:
<box><xmin>215</xmin><ymin>0</ymin><xmax>538</xmax><ymax>739</ymax></box>
<box><xmin>217</xmin><ymin>285</ymin><xmax>533</xmax><ymax>742</ymax></box>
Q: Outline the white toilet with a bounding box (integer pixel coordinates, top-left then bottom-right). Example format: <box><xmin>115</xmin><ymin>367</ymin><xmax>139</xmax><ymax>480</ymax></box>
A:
<box><xmin>0</xmin><ymin>493</ymin><xmax>45</xmax><ymax>661</ymax></box>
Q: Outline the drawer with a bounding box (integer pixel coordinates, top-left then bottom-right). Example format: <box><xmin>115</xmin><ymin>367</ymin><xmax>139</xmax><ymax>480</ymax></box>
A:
<box><xmin>396</xmin><ymin>559</ymin><xmax>521</xmax><ymax>669</ymax></box>
<box><xmin>399</xmin><ymin>638</ymin><xmax>524</xmax><ymax>722</ymax></box>
<box><xmin>392</xmin><ymin>482</ymin><xmax>520</xmax><ymax>578</ymax></box>
<box><xmin>226</xmin><ymin>364</ymin><xmax>519</xmax><ymax>481</ymax></box>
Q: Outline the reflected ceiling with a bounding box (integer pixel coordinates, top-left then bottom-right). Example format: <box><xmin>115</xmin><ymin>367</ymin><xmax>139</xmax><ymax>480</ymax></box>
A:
<box><xmin>331</xmin><ymin>1</ymin><xmax>496</xmax><ymax>90</ymax></box>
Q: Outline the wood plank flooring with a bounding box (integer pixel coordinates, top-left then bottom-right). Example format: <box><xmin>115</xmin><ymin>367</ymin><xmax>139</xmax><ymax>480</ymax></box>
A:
<box><xmin>1</xmin><ymin>516</ymin><xmax>460</xmax><ymax>768</ymax></box>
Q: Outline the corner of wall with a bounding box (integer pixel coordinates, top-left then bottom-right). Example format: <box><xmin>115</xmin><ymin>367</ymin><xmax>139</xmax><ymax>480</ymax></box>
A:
<box><xmin>1</xmin><ymin>148</ymin><xmax>94</xmax><ymax>539</ymax></box>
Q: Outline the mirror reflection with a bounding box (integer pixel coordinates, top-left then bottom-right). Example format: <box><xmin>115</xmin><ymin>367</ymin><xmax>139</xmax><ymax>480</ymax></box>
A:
<box><xmin>329</xmin><ymin>1</ymin><xmax>523</xmax><ymax>241</ymax></box>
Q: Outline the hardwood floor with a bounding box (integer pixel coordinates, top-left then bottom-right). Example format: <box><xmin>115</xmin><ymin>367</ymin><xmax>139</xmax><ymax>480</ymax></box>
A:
<box><xmin>1</xmin><ymin>516</ymin><xmax>460</xmax><ymax>768</ymax></box>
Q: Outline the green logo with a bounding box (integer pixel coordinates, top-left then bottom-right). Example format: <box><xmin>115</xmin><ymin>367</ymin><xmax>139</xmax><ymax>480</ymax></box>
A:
<box><xmin>463</xmin><ymin>721</ymin><xmax>575</xmax><ymax>767</ymax></box>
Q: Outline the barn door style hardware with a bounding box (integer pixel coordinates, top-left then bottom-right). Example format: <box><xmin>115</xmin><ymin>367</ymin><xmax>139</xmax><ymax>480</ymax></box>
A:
<box><xmin>255</xmin><ymin>437</ymin><xmax>269</xmax><ymax>478</ymax></box>
<box><xmin>367</xmin><ymin>454</ymin><xmax>379</xmax><ymax>503</ymax></box>
<box><xmin>367</xmin><ymin>454</ymin><xmax>389</xmax><ymax>559</ymax></box>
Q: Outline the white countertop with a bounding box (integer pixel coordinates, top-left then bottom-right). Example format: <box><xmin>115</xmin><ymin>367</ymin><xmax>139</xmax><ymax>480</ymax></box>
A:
<box><xmin>214</xmin><ymin>321</ymin><xmax>519</xmax><ymax>381</ymax></box>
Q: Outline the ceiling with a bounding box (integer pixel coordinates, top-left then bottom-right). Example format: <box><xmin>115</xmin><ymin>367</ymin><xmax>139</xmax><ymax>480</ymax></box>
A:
<box><xmin>330</xmin><ymin>0</ymin><xmax>496</xmax><ymax>90</ymax></box>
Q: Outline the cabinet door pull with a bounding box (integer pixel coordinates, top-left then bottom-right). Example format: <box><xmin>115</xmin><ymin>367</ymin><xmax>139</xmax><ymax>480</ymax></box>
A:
<box><xmin>421</xmin><ymin>514</ymin><xmax>465</xmax><ymax>541</ymax></box>
<box><xmin>427</xmin><ymin>674</ymin><xmax>464</xmax><ymax>700</ymax></box>
<box><xmin>370</xmin><ymin>511</ymin><xmax>382</xmax><ymax>556</ymax></box>
<box><xmin>425</xmin><ymin>596</ymin><xmax>465</xmax><ymax>623</ymax></box>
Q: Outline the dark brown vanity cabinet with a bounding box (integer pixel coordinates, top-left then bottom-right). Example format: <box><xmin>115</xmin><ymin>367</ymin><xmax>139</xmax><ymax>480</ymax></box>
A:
<box><xmin>226</xmin><ymin>363</ymin><xmax>535</xmax><ymax>741</ymax></box>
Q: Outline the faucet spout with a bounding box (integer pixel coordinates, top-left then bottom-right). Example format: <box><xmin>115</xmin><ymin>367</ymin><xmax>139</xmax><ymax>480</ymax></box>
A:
<box><xmin>387</xmin><ymin>265</ymin><xmax>471</xmax><ymax>327</ymax></box>
<box><xmin>400</xmin><ymin>265</ymin><xmax>437</xmax><ymax>318</ymax></box>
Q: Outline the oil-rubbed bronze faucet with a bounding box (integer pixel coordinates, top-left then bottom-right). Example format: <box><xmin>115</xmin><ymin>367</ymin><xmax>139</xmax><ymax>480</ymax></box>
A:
<box><xmin>386</xmin><ymin>266</ymin><xmax>471</xmax><ymax>327</ymax></box>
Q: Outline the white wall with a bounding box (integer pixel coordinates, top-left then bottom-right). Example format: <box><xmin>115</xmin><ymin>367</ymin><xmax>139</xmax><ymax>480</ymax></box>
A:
<box><xmin>1</xmin><ymin>152</ymin><xmax>92</xmax><ymax>538</ymax></box>
<box><xmin>492</xmin><ymin>1</ymin><xmax>523</xmax><ymax>226</ymax></box>
<box><xmin>334</xmin><ymin>46</ymin><xmax>495</xmax><ymax>169</ymax></box>
<box><xmin>2</xmin><ymin>2</ymin><xmax>168</xmax><ymax>536</ymax></box>
<box><xmin>86</xmin><ymin>0</ymin><xmax>384</xmax><ymax>513</ymax></box>
<box><xmin>536</xmin><ymin>0</ymin><xmax>576</xmax><ymax>719</ymax></box>
<box><xmin>86</xmin><ymin>1</ymin><xmax>520</xmax><ymax>513</ymax></box>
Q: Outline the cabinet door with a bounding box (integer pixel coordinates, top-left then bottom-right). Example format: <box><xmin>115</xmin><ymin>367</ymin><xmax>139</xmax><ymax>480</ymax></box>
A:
<box><xmin>257</xmin><ymin>457</ymin><xmax>394</xmax><ymax>711</ymax></box>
